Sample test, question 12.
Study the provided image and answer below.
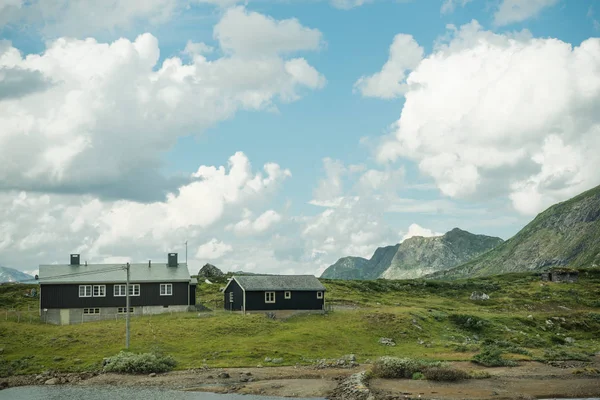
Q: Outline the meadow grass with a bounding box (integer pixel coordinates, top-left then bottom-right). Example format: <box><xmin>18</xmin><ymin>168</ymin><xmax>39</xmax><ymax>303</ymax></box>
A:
<box><xmin>1</xmin><ymin>268</ymin><xmax>599</xmax><ymax>376</ymax></box>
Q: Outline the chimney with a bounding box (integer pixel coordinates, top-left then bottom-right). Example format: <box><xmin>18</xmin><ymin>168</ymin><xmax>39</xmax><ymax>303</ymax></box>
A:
<box><xmin>70</xmin><ymin>254</ymin><xmax>80</xmax><ymax>266</ymax></box>
<box><xmin>148</xmin><ymin>260</ymin><xmax>152</xmax><ymax>268</ymax></box>
<box><xmin>168</xmin><ymin>253</ymin><xmax>178</xmax><ymax>267</ymax></box>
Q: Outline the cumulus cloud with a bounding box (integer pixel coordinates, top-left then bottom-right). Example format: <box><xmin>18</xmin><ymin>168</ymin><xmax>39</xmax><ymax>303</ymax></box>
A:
<box><xmin>400</xmin><ymin>223</ymin><xmax>442</xmax><ymax>242</ymax></box>
<box><xmin>373</xmin><ymin>21</ymin><xmax>600</xmax><ymax>215</ymax></box>
<box><xmin>228</xmin><ymin>210</ymin><xmax>283</xmax><ymax>235</ymax></box>
<box><xmin>330</xmin><ymin>0</ymin><xmax>372</xmax><ymax>10</ymax></box>
<box><xmin>354</xmin><ymin>34</ymin><xmax>423</xmax><ymax>99</ymax></box>
<box><xmin>0</xmin><ymin>9</ymin><xmax>323</xmax><ymax>201</ymax></box>
<box><xmin>0</xmin><ymin>151</ymin><xmax>290</xmax><ymax>270</ymax></box>
<box><xmin>196</xmin><ymin>239</ymin><xmax>233</xmax><ymax>260</ymax></box>
<box><xmin>493</xmin><ymin>0</ymin><xmax>559</xmax><ymax>26</ymax></box>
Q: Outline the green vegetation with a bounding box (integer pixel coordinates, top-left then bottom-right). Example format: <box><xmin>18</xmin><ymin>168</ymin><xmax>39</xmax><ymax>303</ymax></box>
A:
<box><xmin>472</xmin><ymin>346</ymin><xmax>517</xmax><ymax>367</ymax></box>
<box><xmin>0</xmin><ymin>268</ymin><xmax>599</xmax><ymax>377</ymax></box>
<box><xmin>103</xmin><ymin>351</ymin><xmax>177</xmax><ymax>374</ymax></box>
<box><xmin>371</xmin><ymin>357</ymin><xmax>444</xmax><ymax>379</ymax></box>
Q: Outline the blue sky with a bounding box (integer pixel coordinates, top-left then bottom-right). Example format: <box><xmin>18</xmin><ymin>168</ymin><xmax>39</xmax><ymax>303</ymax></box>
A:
<box><xmin>1</xmin><ymin>0</ymin><xmax>599</xmax><ymax>275</ymax></box>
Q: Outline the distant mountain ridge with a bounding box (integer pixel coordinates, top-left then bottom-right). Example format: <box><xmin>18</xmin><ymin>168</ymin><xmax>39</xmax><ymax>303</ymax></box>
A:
<box><xmin>321</xmin><ymin>228</ymin><xmax>503</xmax><ymax>280</ymax></box>
<box><xmin>0</xmin><ymin>266</ymin><xmax>34</xmax><ymax>283</ymax></box>
<box><xmin>427</xmin><ymin>185</ymin><xmax>600</xmax><ymax>280</ymax></box>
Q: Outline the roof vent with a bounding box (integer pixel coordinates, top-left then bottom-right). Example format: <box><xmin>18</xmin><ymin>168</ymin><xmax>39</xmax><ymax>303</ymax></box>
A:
<box><xmin>168</xmin><ymin>253</ymin><xmax>178</xmax><ymax>267</ymax></box>
<box><xmin>70</xmin><ymin>254</ymin><xmax>80</xmax><ymax>266</ymax></box>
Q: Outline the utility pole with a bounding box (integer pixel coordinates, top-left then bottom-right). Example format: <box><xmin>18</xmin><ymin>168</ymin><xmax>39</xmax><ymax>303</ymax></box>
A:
<box><xmin>125</xmin><ymin>262</ymin><xmax>130</xmax><ymax>349</ymax></box>
<box><xmin>185</xmin><ymin>240</ymin><xmax>188</xmax><ymax>265</ymax></box>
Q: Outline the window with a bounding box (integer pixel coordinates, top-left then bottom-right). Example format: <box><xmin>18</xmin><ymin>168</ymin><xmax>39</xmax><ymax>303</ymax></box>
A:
<box><xmin>93</xmin><ymin>285</ymin><xmax>106</xmax><ymax>297</ymax></box>
<box><xmin>160</xmin><ymin>283</ymin><xmax>172</xmax><ymax>296</ymax></box>
<box><xmin>265</xmin><ymin>291</ymin><xmax>275</xmax><ymax>303</ymax></box>
<box><xmin>117</xmin><ymin>307</ymin><xmax>133</xmax><ymax>314</ymax></box>
<box><xmin>114</xmin><ymin>285</ymin><xmax>126</xmax><ymax>297</ymax></box>
<box><xmin>114</xmin><ymin>284</ymin><xmax>140</xmax><ymax>296</ymax></box>
<box><xmin>79</xmin><ymin>285</ymin><xmax>92</xmax><ymax>297</ymax></box>
<box><xmin>229</xmin><ymin>292</ymin><xmax>234</xmax><ymax>303</ymax></box>
<box><xmin>317</xmin><ymin>291</ymin><xmax>323</xmax><ymax>299</ymax></box>
<box><xmin>285</xmin><ymin>291</ymin><xmax>291</xmax><ymax>299</ymax></box>
<box><xmin>129</xmin><ymin>284</ymin><xmax>140</xmax><ymax>296</ymax></box>
<box><xmin>83</xmin><ymin>308</ymin><xmax>100</xmax><ymax>314</ymax></box>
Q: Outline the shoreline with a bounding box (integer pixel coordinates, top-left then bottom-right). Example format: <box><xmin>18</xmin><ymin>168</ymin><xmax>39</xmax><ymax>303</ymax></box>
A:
<box><xmin>2</xmin><ymin>359</ymin><xmax>600</xmax><ymax>399</ymax></box>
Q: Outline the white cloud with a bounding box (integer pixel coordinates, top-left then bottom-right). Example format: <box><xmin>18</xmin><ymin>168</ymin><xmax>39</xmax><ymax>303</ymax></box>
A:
<box><xmin>494</xmin><ymin>0</ymin><xmax>559</xmax><ymax>26</ymax></box>
<box><xmin>228</xmin><ymin>209</ymin><xmax>282</xmax><ymax>235</ymax></box>
<box><xmin>214</xmin><ymin>6</ymin><xmax>323</xmax><ymax>56</ymax></box>
<box><xmin>354</xmin><ymin>33</ymin><xmax>423</xmax><ymax>99</ymax></box>
<box><xmin>196</xmin><ymin>239</ymin><xmax>233</xmax><ymax>260</ymax></box>
<box><xmin>440</xmin><ymin>0</ymin><xmax>473</xmax><ymax>14</ymax></box>
<box><xmin>0</xmin><ymin>9</ymin><xmax>323</xmax><ymax>200</ymax></box>
<box><xmin>374</xmin><ymin>21</ymin><xmax>600</xmax><ymax>215</ymax></box>
<box><xmin>330</xmin><ymin>0</ymin><xmax>372</xmax><ymax>10</ymax></box>
<box><xmin>400</xmin><ymin>223</ymin><xmax>442</xmax><ymax>242</ymax></box>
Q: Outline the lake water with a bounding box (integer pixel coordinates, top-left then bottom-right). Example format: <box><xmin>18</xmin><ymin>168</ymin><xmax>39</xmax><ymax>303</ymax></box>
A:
<box><xmin>0</xmin><ymin>386</ymin><xmax>325</xmax><ymax>400</ymax></box>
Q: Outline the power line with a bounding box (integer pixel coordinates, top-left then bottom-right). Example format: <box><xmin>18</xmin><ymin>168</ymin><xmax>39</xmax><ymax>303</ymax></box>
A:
<box><xmin>18</xmin><ymin>266</ymin><xmax>127</xmax><ymax>284</ymax></box>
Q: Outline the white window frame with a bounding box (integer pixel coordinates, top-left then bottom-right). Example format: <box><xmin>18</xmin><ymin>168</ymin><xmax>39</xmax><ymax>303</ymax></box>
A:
<box><xmin>79</xmin><ymin>285</ymin><xmax>92</xmax><ymax>297</ymax></box>
<box><xmin>317</xmin><ymin>291</ymin><xmax>323</xmax><ymax>299</ymax></box>
<box><xmin>83</xmin><ymin>308</ymin><xmax>100</xmax><ymax>314</ymax></box>
<box><xmin>284</xmin><ymin>291</ymin><xmax>291</xmax><ymax>299</ymax></box>
<box><xmin>129</xmin><ymin>284</ymin><xmax>140</xmax><ymax>296</ymax></box>
<box><xmin>93</xmin><ymin>285</ymin><xmax>106</xmax><ymax>297</ymax></box>
<box><xmin>117</xmin><ymin>307</ymin><xmax>134</xmax><ymax>314</ymax></box>
<box><xmin>160</xmin><ymin>283</ymin><xmax>173</xmax><ymax>296</ymax></box>
<box><xmin>265</xmin><ymin>291</ymin><xmax>275</xmax><ymax>303</ymax></box>
<box><xmin>114</xmin><ymin>284</ymin><xmax>126</xmax><ymax>297</ymax></box>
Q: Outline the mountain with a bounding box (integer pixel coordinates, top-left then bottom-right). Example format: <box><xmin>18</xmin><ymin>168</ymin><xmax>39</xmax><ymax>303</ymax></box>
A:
<box><xmin>428</xmin><ymin>186</ymin><xmax>600</xmax><ymax>279</ymax></box>
<box><xmin>320</xmin><ymin>228</ymin><xmax>503</xmax><ymax>280</ymax></box>
<box><xmin>427</xmin><ymin>185</ymin><xmax>600</xmax><ymax>280</ymax></box>
<box><xmin>0</xmin><ymin>266</ymin><xmax>34</xmax><ymax>283</ymax></box>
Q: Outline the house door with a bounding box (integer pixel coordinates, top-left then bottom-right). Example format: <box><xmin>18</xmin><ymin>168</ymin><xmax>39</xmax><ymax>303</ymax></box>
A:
<box><xmin>60</xmin><ymin>309</ymin><xmax>70</xmax><ymax>325</ymax></box>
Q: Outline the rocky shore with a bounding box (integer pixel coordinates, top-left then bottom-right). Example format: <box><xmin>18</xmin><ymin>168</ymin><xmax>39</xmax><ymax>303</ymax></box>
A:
<box><xmin>2</xmin><ymin>359</ymin><xmax>600</xmax><ymax>400</ymax></box>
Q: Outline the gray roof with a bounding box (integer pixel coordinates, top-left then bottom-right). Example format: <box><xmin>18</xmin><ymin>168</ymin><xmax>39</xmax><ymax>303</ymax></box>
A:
<box><xmin>38</xmin><ymin>263</ymin><xmax>191</xmax><ymax>284</ymax></box>
<box><xmin>233</xmin><ymin>275</ymin><xmax>326</xmax><ymax>291</ymax></box>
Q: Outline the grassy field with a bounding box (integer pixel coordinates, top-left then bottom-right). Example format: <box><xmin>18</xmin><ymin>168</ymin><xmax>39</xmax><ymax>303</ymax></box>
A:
<box><xmin>1</xmin><ymin>269</ymin><xmax>600</xmax><ymax>376</ymax></box>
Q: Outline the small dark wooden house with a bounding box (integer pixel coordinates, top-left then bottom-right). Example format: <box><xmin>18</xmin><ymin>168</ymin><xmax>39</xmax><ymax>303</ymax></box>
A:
<box><xmin>38</xmin><ymin>253</ymin><xmax>196</xmax><ymax>325</ymax></box>
<box><xmin>223</xmin><ymin>275</ymin><xmax>326</xmax><ymax>312</ymax></box>
<box><xmin>541</xmin><ymin>268</ymin><xmax>579</xmax><ymax>283</ymax></box>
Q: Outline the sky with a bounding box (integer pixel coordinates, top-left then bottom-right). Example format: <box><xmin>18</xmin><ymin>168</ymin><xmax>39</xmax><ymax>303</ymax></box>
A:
<box><xmin>1</xmin><ymin>0</ymin><xmax>599</xmax><ymax>277</ymax></box>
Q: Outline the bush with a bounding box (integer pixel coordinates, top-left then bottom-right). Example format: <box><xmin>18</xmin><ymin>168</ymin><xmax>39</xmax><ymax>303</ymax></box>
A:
<box><xmin>449</xmin><ymin>314</ymin><xmax>488</xmax><ymax>332</ymax></box>
<box><xmin>371</xmin><ymin>357</ymin><xmax>444</xmax><ymax>379</ymax></box>
<box><xmin>469</xmin><ymin>370</ymin><xmax>491</xmax><ymax>379</ymax></box>
<box><xmin>103</xmin><ymin>351</ymin><xmax>177</xmax><ymax>374</ymax></box>
<box><xmin>422</xmin><ymin>367</ymin><xmax>469</xmax><ymax>381</ymax></box>
<box><xmin>543</xmin><ymin>349</ymin><xmax>591</xmax><ymax>362</ymax></box>
<box><xmin>472</xmin><ymin>346</ymin><xmax>517</xmax><ymax>367</ymax></box>
<box><xmin>482</xmin><ymin>339</ymin><xmax>531</xmax><ymax>356</ymax></box>
<box><xmin>412</xmin><ymin>372</ymin><xmax>424</xmax><ymax>380</ymax></box>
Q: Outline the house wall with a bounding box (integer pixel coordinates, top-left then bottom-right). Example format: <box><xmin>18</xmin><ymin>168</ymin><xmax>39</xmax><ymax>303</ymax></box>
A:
<box><xmin>223</xmin><ymin>279</ymin><xmax>244</xmax><ymax>311</ymax></box>
<box><xmin>244</xmin><ymin>290</ymin><xmax>324</xmax><ymax>311</ymax></box>
<box><xmin>41</xmin><ymin>305</ymin><xmax>191</xmax><ymax>325</ymax></box>
<box><xmin>40</xmin><ymin>282</ymin><xmax>190</xmax><ymax>309</ymax></box>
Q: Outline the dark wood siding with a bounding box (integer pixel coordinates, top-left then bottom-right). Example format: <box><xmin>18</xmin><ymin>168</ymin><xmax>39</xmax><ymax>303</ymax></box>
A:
<box><xmin>223</xmin><ymin>280</ymin><xmax>243</xmax><ymax>311</ymax></box>
<box><xmin>40</xmin><ymin>282</ymin><xmax>189</xmax><ymax>309</ymax></box>
<box><xmin>244</xmin><ymin>290</ymin><xmax>324</xmax><ymax>311</ymax></box>
<box><xmin>189</xmin><ymin>284</ymin><xmax>197</xmax><ymax>306</ymax></box>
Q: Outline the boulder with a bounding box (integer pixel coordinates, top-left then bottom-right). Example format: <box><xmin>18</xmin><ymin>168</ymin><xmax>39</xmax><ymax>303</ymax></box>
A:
<box><xmin>149</xmin><ymin>373</ymin><xmax>157</xmax><ymax>377</ymax></box>
<box><xmin>470</xmin><ymin>292</ymin><xmax>490</xmax><ymax>301</ymax></box>
<box><xmin>378</xmin><ymin>337</ymin><xmax>396</xmax><ymax>346</ymax></box>
<box><xmin>271</xmin><ymin>358</ymin><xmax>283</xmax><ymax>364</ymax></box>
<box><xmin>198</xmin><ymin>264</ymin><xmax>225</xmax><ymax>278</ymax></box>
<box><xmin>218</xmin><ymin>372</ymin><xmax>230</xmax><ymax>379</ymax></box>
<box><xmin>45</xmin><ymin>378</ymin><xmax>58</xmax><ymax>385</ymax></box>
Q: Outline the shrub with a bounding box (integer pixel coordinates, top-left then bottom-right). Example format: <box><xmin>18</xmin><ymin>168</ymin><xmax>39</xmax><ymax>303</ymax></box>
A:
<box><xmin>543</xmin><ymin>349</ymin><xmax>591</xmax><ymax>362</ymax></box>
<box><xmin>371</xmin><ymin>357</ymin><xmax>443</xmax><ymax>379</ymax></box>
<box><xmin>469</xmin><ymin>370</ymin><xmax>491</xmax><ymax>379</ymax></box>
<box><xmin>422</xmin><ymin>367</ymin><xmax>470</xmax><ymax>381</ymax></box>
<box><xmin>472</xmin><ymin>346</ymin><xmax>517</xmax><ymax>367</ymax></box>
<box><xmin>449</xmin><ymin>314</ymin><xmax>488</xmax><ymax>332</ymax></box>
<box><xmin>412</xmin><ymin>372</ymin><xmax>424</xmax><ymax>380</ymax></box>
<box><xmin>482</xmin><ymin>339</ymin><xmax>531</xmax><ymax>356</ymax></box>
<box><xmin>103</xmin><ymin>351</ymin><xmax>177</xmax><ymax>374</ymax></box>
<box><xmin>453</xmin><ymin>343</ymin><xmax>479</xmax><ymax>353</ymax></box>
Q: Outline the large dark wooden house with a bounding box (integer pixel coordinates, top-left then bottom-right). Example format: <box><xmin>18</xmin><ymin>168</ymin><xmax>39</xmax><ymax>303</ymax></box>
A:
<box><xmin>38</xmin><ymin>253</ymin><xmax>196</xmax><ymax>325</ymax></box>
<box><xmin>223</xmin><ymin>275</ymin><xmax>326</xmax><ymax>312</ymax></box>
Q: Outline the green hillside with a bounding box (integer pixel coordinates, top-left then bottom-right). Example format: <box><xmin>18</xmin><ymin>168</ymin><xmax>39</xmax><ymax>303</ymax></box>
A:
<box><xmin>428</xmin><ymin>185</ymin><xmax>600</xmax><ymax>280</ymax></box>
